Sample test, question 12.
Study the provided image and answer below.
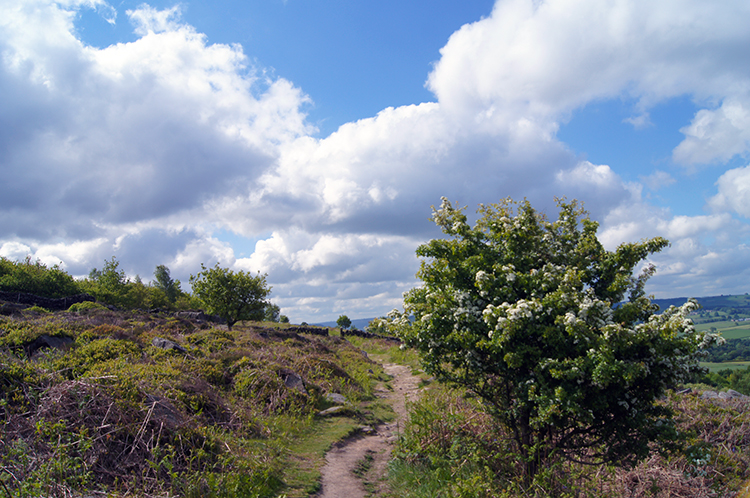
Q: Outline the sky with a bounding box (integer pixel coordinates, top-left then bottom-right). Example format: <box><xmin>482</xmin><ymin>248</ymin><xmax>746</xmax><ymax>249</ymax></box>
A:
<box><xmin>2</xmin><ymin>0</ymin><xmax>750</xmax><ymax>322</ymax></box>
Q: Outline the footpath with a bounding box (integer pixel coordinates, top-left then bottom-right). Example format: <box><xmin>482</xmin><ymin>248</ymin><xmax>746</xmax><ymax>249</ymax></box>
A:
<box><xmin>317</xmin><ymin>363</ymin><xmax>422</xmax><ymax>498</ymax></box>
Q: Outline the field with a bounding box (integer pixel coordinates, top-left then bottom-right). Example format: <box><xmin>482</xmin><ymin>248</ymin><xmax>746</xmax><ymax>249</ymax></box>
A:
<box><xmin>695</xmin><ymin>320</ymin><xmax>750</xmax><ymax>339</ymax></box>
<box><xmin>701</xmin><ymin>361</ymin><xmax>750</xmax><ymax>373</ymax></box>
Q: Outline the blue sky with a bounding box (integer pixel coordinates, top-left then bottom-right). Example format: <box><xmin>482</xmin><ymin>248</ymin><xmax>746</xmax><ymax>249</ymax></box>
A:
<box><xmin>2</xmin><ymin>0</ymin><xmax>750</xmax><ymax>322</ymax></box>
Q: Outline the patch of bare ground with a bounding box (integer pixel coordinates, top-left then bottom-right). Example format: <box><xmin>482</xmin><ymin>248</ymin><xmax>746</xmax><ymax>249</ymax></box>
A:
<box><xmin>317</xmin><ymin>363</ymin><xmax>421</xmax><ymax>498</ymax></box>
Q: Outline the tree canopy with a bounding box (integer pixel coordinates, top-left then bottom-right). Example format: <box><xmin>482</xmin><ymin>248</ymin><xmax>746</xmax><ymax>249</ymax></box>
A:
<box><xmin>154</xmin><ymin>265</ymin><xmax>180</xmax><ymax>304</ymax></box>
<box><xmin>337</xmin><ymin>315</ymin><xmax>352</xmax><ymax>330</ymax></box>
<box><xmin>393</xmin><ymin>197</ymin><xmax>721</xmax><ymax>484</ymax></box>
<box><xmin>190</xmin><ymin>264</ymin><xmax>271</xmax><ymax>330</ymax></box>
<box><xmin>0</xmin><ymin>256</ymin><xmax>80</xmax><ymax>298</ymax></box>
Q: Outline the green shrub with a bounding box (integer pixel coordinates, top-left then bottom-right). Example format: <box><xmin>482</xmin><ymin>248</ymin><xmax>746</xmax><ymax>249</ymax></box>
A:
<box><xmin>23</xmin><ymin>305</ymin><xmax>50</xmax><ymax>314</ymax></box>
<box><xmin>0</xmin><ymin>317</ymin><xmax>74</xmax><ymax>349</ymax></box>
<box><xmin>233</xmin><ymin>367</ymin><xmax>309</xmax><ymax>413</ymax></box>
<box><xmin>0</xmin><ymin>256</ymin><xmax>81</xmax><ymax>298</ymax></box>
<box><xmin>187</xmin><ymin>328</ymin><xmax>235</xmax><ymax>354</ymax></box>
<box><xmin>67</xmin><ymin>301</ymin><xmax>108</xmax><ymax>313</ymax></box>
<box><xmin>0</xmin><ymin>354</ymin><xmax>42</xmax><ymax>413</ymax></box>
<box><xmin>60</xmin><ymin>338</ymin><xmax>141</xmax><ymax>377</ymax></box>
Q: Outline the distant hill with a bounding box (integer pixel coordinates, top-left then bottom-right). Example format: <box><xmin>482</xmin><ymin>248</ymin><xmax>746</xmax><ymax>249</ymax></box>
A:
<box><xmin>314</xmin><ymin>317</ymin><xmax>375</xmax><ymax>330</ymax></box>
<box><xmin>652</xmin><ymin>293</ymin><xmax>750</xmax><ymax>312</ymax></box>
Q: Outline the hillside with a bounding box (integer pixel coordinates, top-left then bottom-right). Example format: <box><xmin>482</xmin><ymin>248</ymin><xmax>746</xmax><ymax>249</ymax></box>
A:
<box><xmin>652</xmin><ymin>293</ymin><xmax>750</xmax><ymax>312</ymax></box>
<box><xmin>0</xmin><ymin>306</ymin><xmax>403</xmax><ymax>497</ymax></box>
<box><xmin>2</xmin><ymin>298</ymin><xmax>750</xmax><ymax>497</ymax></box>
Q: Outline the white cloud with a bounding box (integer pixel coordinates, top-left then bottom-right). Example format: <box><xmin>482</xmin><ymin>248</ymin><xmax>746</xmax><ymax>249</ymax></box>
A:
<box><xmin>126</xmin><ymin>4</ymin><xmax>181</xmax><ymax>36</ymax></box>
<box><xmin>640</xmin><ymin>170</ymin><xmax>676</xmax><ymax>191</ymax></box>
<box><xmin>623</xmin><ymin>113</ymin><xmax>652</xmax><ymax>129</ymax></box>
<box><xmin>555</xmin><ymin>161</ymin><xmax>630</xmax><ymax>213</ymax></box>
<box><xmin>0</xmin><ymin>242</ymin><xmax>33</xmax><ymax>261</ymax></box>
<box><xmin>674</xmin><ymin>99</ymin><xmax>750</xmax><ymax>165</ymax></box>
<box><xmin>428</xmin><ymin>0</ymin><xmax>750</xmax><ymax>165</ymax></box>
<box><xmin>708</xmin><ymin>165</ymin><xmax>750</xmax><ymax>218</ymax></box>
<box><xmin>599</xmin><ymin>194</ymin><xmax>750</xmax><ymax>299</ymax></box>
<box><xmin>4</xmin><ymin>0</ymin><xmax>750</xmax><ymax>320</ymax></box>
<box><xmin>0</xmin><ymin>0</ymin><xmax>310</xmax><ymax>240</ymax></box>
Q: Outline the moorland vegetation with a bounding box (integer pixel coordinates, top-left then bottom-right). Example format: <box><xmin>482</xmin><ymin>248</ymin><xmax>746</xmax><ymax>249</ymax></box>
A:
<box><xmin>0</xmin><ymin>305</ymin><xmax>399</xmax><ymax>497</ymax></box>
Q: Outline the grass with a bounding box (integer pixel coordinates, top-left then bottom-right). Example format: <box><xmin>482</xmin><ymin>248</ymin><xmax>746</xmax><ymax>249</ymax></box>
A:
<box><xmin>695</xmin><ymin>320</ymin><xmax>750</xmax><ymax>339</ymax></box>
<box><xmin>353</xmin><ymin>450</ymin><xmax>375</xmax><ymax>478</ymax></box>
<box><xmin>388</xmin><ymin>382</ymin><xmax>750</xmax><ymax>498</ymax></box>
<box><xmin>701</xmin><ymin>361</ymin><xmax>750</xmax><ymax>372</ymax></box>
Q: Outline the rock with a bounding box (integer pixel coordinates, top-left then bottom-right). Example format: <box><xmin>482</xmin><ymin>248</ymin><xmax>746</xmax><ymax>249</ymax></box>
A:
<box><xmin>24</xmin><ymin>334</ymin><xmax>74</xmax><ymax>357</ymax></box>
<box><xmin>280</xmin><ymin>370</ymin><xmax>308</xmax><ymax>395</ymax></box>
<box><xmin>145</xmin><ymin>394</ymin><xmax>183</xmax><ymax>428</ymax></box>
<box><xmin>676</xmin><ymin>387</ymin><xmax>692</xmax><ymax>395</ymax></box>
<box><xmin>173</xmin><ymin>310</ymin><xmax>225</xmax><ymax>324</ymax></box>
<box><xmin>719</xmin><ymin>389</ymin><xmax>746</xmax><ymax>400</ymax></box>
<box><xmin>151</xmin><ymin>337</ymin><xmax>187</xmax><ymax>354</ymax></box>
<box><xmin>325</xmin><ymin>392</ymin><xmax>347</xmax><ymax>405</ymax></box>
<box><xmin>318</xmin><ymin>406</ymin><xmax>349</xmax><ymax>417</ymax></box>
<box><xmin>701</xmin><ymin>389</ymin><xmax>748</xmax><ymax>401</ymax></box>
<box><xmin>359</xmin><ymin>425</ymin><xmax>376</xmax><ymax>435</ymax></box>
<box><xmin>286</xmin><ymin>326</ymin><xmax>329</xmax><ymax>337</ymax></box>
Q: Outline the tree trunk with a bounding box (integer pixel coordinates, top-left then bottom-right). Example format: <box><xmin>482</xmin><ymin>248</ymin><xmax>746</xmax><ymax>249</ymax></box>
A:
<box><xmin>518</xmin><ymin>408</ymin><xmax>538</xmax><ymax>487</ymax></box>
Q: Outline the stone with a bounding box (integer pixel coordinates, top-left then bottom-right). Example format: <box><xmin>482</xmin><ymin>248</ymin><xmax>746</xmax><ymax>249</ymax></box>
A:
<box><xmin>318</xmin><ymin>406</ymin><xmax>348</xmax><ymax>417</ymax></box>
<box><xmin>325</xmin><ymin>392</ymin><xmax>347</xmax><ymax>405</ymax></box>
<box><xmin>719</xmin><ymin>389</ymin><xmax>746</xmax><ymax>400</ymax></box>
<box><xmin>145</xmin><ymin>394</ymin><xmax>183</xmax><ymax>428</ymax></box>
<box><xmin>24</xmin><ymin>334</ymin><xmax>74</xmax><ymax>357</ymax></box>
<box><xmin>281</xmin><ymin>370</ymin><xmax>308</xmax><ymax>395</ymax></box>
<box><xmin>151</xmin><ymin>337</ymin><xmax>187</xmax><ymax>354</ymax></box>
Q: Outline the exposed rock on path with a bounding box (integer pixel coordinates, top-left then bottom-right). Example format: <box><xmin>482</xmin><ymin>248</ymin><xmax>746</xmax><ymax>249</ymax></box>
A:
<box><xmin>317</xmin><ymin>363</ymin><xmax>421</xmax><ymax>498</ymax></box>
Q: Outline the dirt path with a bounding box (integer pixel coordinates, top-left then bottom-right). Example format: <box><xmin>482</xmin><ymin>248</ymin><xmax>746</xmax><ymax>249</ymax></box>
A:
<box><xmin>316</xmin><ymin>363</ymin><xmax>421</xmax><ymax>498</ymax></box>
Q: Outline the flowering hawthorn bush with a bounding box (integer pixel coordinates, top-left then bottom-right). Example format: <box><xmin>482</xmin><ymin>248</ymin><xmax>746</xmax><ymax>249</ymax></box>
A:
<box><xmin>393</xmin><ymin>197</ymin><xmax>721</xmax><ymax>484</ymax></box>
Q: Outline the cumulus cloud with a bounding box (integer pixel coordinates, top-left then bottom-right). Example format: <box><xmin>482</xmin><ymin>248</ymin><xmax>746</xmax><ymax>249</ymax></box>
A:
<box><xmin>598</xmin><ymin>196</ymin><xmax>750</xmax><ymax>298</ymax></box>
<box><xmin>4</xmin><ymin>0</ymin><xmax>750</xmax><ymax>320</ymax></box>
<box><xmin>640</xmin><ymin>170</ymin><xmax>676</xmax><ymax>191</ymax></box>
<box><xmin>0</xmin><ymin>0</ymin><xmax>310</xmax><ymax>241</ymax></box>
<box><xmin>674</xmin><ymin>99</ymin><xmax>750</xmax><ymax>165</ymax></box>
<box><xmin>708</xmin><ymin>165</ymin><xmax>750</xmax><ymax>218</ymax></box>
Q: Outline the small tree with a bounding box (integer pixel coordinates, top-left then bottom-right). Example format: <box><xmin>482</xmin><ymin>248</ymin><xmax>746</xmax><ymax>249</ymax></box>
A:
<box><xmin>189</xmin><ymin>263</ymin><xmax>271</xmax><ymax>330</ymax></box>
<box><xmin>85</xmin><ymin>256</ymin><xmax>131</xmax><ymax>307</ymax></box>
<box><xmin>154</xmin><ymin>265</ymin><xmax>180</xmax><ymax>303</ymax></box>
<box><xmin>336</xmin><ymin>315</ymin><xmax>352</xmax><ymax>330</ymax></box>
<box><xmin>396</xmin><ymin>197</ymin><xmax>721</xmax><ymax>486</ymax></box>
<box><xmin>264</xmin><ymin>303</ymin><xmax>281</xmax><ymax>322</ymax></box>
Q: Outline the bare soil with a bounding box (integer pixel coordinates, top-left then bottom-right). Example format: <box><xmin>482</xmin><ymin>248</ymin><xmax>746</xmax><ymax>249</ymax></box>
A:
<box><xmin>317</xmin><ymin>363</ymin><xmax>421</xmax><ymax>498</ymax></box>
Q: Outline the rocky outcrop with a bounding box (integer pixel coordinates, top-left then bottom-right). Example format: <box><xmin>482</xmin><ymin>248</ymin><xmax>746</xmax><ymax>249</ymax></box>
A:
<box><xmin>279</xmin><ymin>369</ymin><xmax>308</xmax><ymax>395</ymax></box>
<box><xmin>700</xmin><ymin>389</ymin><xmax>748</xmax><ymax>401</ymax></box>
